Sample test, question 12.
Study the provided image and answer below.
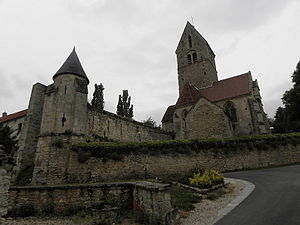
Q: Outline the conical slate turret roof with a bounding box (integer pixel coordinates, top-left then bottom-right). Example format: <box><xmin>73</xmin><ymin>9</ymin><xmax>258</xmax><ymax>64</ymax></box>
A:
<box><xmin>53</xmin><ymin>47</ymin><xmax>89</xmax><ymax>83</ymax></box>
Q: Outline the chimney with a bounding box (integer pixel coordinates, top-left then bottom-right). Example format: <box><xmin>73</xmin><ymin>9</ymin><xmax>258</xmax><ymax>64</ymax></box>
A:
<box><xmin>2</xmin><ymin>112</ymin><xmax>7</xmax><ymax>117</ymax></box>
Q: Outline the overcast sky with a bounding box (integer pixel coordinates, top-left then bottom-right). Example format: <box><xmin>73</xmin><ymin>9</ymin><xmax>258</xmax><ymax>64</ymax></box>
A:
<box><xmin>0</xmin><ymin>0</ymin><xmax>299</xmax><ymax>124</ymax></box>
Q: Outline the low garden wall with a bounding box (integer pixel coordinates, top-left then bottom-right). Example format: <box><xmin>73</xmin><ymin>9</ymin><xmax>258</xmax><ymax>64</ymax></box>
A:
<box><xmin>8</xmin><ymin>182</ymin><xmax>172</xmax><ymax>225</ymax></box>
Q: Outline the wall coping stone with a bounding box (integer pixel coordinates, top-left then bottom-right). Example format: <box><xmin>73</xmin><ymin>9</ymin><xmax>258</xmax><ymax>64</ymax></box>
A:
<box><xmin>9</xmin><ymin>181</ymin><xmax>169</xmax><ymax>191</ymax></box>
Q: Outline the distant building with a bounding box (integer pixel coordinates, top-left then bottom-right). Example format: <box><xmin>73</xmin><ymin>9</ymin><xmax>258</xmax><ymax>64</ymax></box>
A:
<box><xmin>162</xmin><ymin>22</ymin><xmax>270</xmax><ymax>138</ymax></box>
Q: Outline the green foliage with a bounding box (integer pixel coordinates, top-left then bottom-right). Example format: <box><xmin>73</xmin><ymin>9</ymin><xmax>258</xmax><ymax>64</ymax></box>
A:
<box><xmin>0</xmin><ymin>123</ymin><xmax>18</xmax><ymax>155</ymax></box>
<box><xmin>91</xmin><ymin>83</ymin><xmax>104</xmax><ymax>111</ymax></box>
<box><xmin>273</xmin><ymin>61</ymin><xmax>300</xmax><ymax>132</ymax></box>
<box><xmin>207</xmin><ymin>188</ymin><xmax>226</xmax><ymax>200</ymax></box>
<box><xmin>189</xmin><ymin>170</ymin><xmax>224</xmax><ymax>189</ymax></box>
<box><xmin>71</xmin><ymin>133</ymin><xmax>300</xmax><ymax>163</ymax></box>
<box><xmin>170</xmin><ymin>186</ymin><xmax>202</xmax><ymax>211</ymax></box>
<box><xmin>142</xmin><ymin>117</ymin><xmax>159</xmax><ymax>128</ymax></box>
<box><xmin>116</xmin><ymin>90</ymin><xmax>133</xmax><ymax>118</ymax></box>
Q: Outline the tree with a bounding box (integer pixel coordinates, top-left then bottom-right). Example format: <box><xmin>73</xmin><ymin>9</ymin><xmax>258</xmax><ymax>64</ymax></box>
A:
<box><xmin>273</xmin><ymin>61</ymin><xmax>300</xmax><ymax>132</ymax></box>
<box><xmin>0</xmin><ymin>124</ymin><xmax>17</xmax><ymax>155</ymax></box>
<box><xmin>116</xmin><ymin>90</ymin><xmax>133</xmax><ymax>118</ymax></box>
<box><xmin>91</xmin><ymin>83</ymin><xmax>104</xmax><ymax>111</ymax></box>
<box><xmin>142</xmin><ymin>117</ymin><xmax>157</xmax><ymax>127</ymax></box>
<box><xmin>272</xmin><ymin>107</ymin><xmax>289</xmax><ymax>133</ymax></box>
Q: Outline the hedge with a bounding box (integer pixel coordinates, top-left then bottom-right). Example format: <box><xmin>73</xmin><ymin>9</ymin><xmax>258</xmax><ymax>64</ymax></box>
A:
<box><xmin>71</xmin><ymin>133</ymin><xmax>300</xmax><ymax>163</ymax></box>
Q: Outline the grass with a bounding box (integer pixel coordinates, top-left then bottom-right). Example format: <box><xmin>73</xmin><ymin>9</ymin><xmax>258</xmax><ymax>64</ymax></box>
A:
<box><xmin>71</xmin><ymin>211</ymin><xmax>93</xmax><ymax>224</ymax></box>
<box><xmin>170</xmin><ymin>185</ymin><xmax>202</xmax><ymax>211</ymax></box>
<box><xmin>206</xmin><ymin>188</ymin><xmax>226</xmax><ymax>200</ymax></box>
<box><xmin>206</xmin><ymin>184</ymin><xmax>235</xmax><ymax>201</ymax></box>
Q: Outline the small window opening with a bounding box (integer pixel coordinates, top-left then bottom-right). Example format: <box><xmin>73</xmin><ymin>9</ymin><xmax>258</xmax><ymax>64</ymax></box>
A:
<box><xmin>120</xmin><ymin>123</ymin><xmax>123</xmax><ymax>136</ymax></box>
<box><xmin>62</xmin><ymin>114</ymin><xmax>66</xmax><ymax>127</ymax></box>
<box><xmin>107</xmin><ymin>120</ymin><xmax>110</xmax><ymax>132</ymax></box>
<box><xmin>188</xmin><ymin>35</ymin><xmax>192</xmax><ymax>48</ymax></box>
<box><xmin>187</xmin><ymin>54</ymin><xmax>192</xmax><ymax>64</ymax></box>
<box><xmin>192</xmin><ymin>53</ymin><xmax>197</xmax><ymax>62</ymax></box>
<box><xmin>64</xmin><ymin>85</ymin><xmax>67</xmax><ymax>94</ymax></box>
<box><xmin>17</xmin><ymin>123</ymin><xmax>22</xmax><ymax>134</ymax></box>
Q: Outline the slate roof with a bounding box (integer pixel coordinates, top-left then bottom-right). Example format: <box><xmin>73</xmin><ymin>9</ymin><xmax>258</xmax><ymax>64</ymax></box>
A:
<box><xmin>162</xmin><ymin>72</ymin><xmax>252</xmax><ymax>122</ymax></box>
<box><xmin>53</xmin><ymin>47</ymin><xmax>89</xmax><ymax>83</ymax></box>
<box><xmin>0</xmin><ymin>109</ymin><xmax>28</xmax><ymax>123</ymax></box>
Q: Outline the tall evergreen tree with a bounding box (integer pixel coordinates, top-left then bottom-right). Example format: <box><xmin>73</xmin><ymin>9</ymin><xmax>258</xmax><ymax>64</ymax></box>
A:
<box><xmin>91</xmin><ymin>83</ymin><xmax>104</xmax><ymax>111</ymax></box>
<box><xmin>116</xmin><ymin>90</ymin><xmax>134</xmax><ymax>118</ymax></box>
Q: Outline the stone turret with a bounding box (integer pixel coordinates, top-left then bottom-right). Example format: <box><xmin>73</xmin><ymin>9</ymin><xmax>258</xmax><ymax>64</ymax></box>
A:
<box><xmin>31</xmin><ymin>48</ymin><xmax>89</xmax><ymax>185</ymax></box>
<box><xmin>176</xmin><ymin>22</ymin><xmax>218</xmax><ymax>95</ymax></box>
<box><xmin>39</xmin><ymin>47</ymin><xmax>89</xmax><ymax>135</ymax></box>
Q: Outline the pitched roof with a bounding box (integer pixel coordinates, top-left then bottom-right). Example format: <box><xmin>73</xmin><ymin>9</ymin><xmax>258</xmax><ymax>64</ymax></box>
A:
<box><xmin>175</xmin><ymin>83</ymin><xmax>200</xmax><ymax>106</ymax></box>
<box><xmin>162</xmin><ymin>72</ymin><xmax>252</xmax><ymax>122</ymax></box>
<box><xmin>161</xmin><ymin>105</ymin><xmax>176</xmax><ymax>123</ymax></box>
<box><xmin>197</xmin><ymin>72</ymin><xmax>251</xmax><ymax>102</ymax></box>
<box><xmin>176</xmin><ymin>21</ymin><xmax>215</xmax><ymax>56</ymax></box>
<box><xmin>0</xmin><ymin>109</ymin><xmax>27</xmax><ymax>123</ymax></box>
<box><xmin>53</xmin><ymin>47</ymin><xmax>89</xmax><ymax>83</ymax></box>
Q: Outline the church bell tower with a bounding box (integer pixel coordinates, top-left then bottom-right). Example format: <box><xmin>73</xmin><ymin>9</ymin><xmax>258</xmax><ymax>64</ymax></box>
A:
<box><xmin>176</xmin><ymin>22</ymin><xmax>218</xmax><ymax>95</ymax></box>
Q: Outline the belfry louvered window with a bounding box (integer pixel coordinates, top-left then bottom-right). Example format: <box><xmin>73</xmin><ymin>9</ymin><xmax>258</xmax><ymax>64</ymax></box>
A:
<box><xmin>187</xmin><ymin>54</ymin><xmax>192</xmax><ymax>64</ymax></box>
<box><xmin>192</xmin><ymin>52</ymin><xmax>197</xmax><ymax>62</ymax></box>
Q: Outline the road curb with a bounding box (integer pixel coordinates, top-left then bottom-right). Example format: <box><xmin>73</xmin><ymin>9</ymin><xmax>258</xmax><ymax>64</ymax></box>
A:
<box><xmin>212</xmin><ymin>178</ymin><xmax>255</xmax><ymax>224</ymax></box>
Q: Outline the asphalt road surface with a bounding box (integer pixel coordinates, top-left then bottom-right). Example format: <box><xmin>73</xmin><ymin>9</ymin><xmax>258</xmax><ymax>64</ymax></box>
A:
<box><xmin>215</xmin><ymin>165</ymin><xmax>300</xmax><ymax>225</ymax></box>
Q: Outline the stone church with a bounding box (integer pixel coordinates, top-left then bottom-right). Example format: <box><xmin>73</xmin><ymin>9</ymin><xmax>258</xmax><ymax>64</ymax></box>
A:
<box><xmin>162</xmin><ymin>22</ymin><xmax>270</xmax><ymax>138</ymax></box>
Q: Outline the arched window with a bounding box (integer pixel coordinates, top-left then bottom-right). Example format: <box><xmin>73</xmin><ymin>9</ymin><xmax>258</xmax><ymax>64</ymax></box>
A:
<box><xmin>192</xmin><ymin>52</ymin><xmax>197</xmax><ymax>63</ymax></box>
<box><xmin>224</xmin><ymin>101</ymin><xmax>238</xmax><ymax>123</ymax></box>
<box><xmin>182</xmin><ymin>109</ymin><xmax>188</xmax><ymax>129</ymax></box>
<box><xmin>188</xmin><ymin>35</ymin><xmax>192</xmax><ymax>48</ymax></box>
<box><xmin>187</xmin><ymin>54</ymin><xmax>192</xmax><ymax>64</ymax></box>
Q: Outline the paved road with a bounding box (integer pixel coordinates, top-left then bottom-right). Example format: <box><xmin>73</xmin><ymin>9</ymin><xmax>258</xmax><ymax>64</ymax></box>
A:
<box><xmin>215</xmin><ymin>165</ymin><xmax>300</xmax><ymax>225</ymax></box>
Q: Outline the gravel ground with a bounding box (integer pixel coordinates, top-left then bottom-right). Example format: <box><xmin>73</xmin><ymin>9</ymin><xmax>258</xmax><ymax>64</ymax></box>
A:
<box><xmin>3</xmin><ymin>217</ymin><xmax>139</xmax><ymax>225</ymax></box>
<box><xmin>3</xmin><ymin>179</ymin><xmax>246</xmax><ymax>225</ymax></box>
<box><xmin>180</xmin><ymin>179</ymin><xmax>246</xmax><ymax>225</ymax></box>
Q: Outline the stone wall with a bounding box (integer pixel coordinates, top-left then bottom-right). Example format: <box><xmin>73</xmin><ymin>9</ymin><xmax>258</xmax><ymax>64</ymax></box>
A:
<box><xmin>133</xmin><ymin>182</ymin><xmax>172</xmax><ymax>225</ymax></box>
<box><xmin>88</xmin><ymin>109</ymin><xmax>172</xmax><ymax>142</ymax></box>
<box><xmin>12</xmin><ymin>83</ymin><xmax>47</xmax><ymax>185</ymax></box>
<box><xmin>64</xmin><ymin>144</ymin><xmax>300</xmax><ymax>184</ymax></box>
<box><xmin>9</xmin><ymin>182</ymin><xmax>172</xmax><ymax>225</ymax></box>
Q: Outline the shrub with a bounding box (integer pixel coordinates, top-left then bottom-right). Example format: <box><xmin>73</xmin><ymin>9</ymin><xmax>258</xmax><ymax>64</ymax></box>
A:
<box><xmin>71</xmin><ymin>133</ymin><xmax>300</xmax><ymax>162</ymax></box>
<box><xmin>189</xmin><ymin>170</ymin><xmax>224</xmax><ymax>189</ymax></box>
<box><xmin>189</xmin><ymin>172</ymin><xmax>212</xmax><ymax>189</ymax></box>
<box><xmin>209</xmin><ymin>170</ymin><xmax>224</xmax><ymax>185</ymax></box>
